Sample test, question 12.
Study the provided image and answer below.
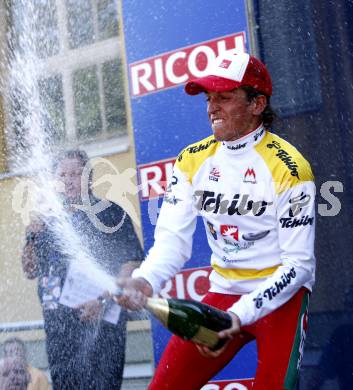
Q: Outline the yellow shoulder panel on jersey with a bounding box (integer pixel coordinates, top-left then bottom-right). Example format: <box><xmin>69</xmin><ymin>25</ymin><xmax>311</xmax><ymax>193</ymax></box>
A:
<box><xmin>175</xmin><ymin>135</ymin><xmax>220</xmax><ymax>182</ymax></box>
<box><xmin>255</xmin><ymin>132</ymin><xmax>314</xmax><ymax>194</ymax></box>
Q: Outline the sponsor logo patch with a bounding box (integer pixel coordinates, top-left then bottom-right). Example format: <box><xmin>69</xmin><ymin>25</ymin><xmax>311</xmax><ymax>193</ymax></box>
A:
<box><xmin>267</xmin><ymin>140</ymin><xmax>299</xmax><ymax>178</ymax></box>
<box><xmin>220</xmin><ymin>225</ymin><xmax>254</xmax><ymax>254</ymax></box>
<box><xmin>253</xmin><ymin>128</ymin><xmax>264</xmax><ymax>141</ymax></box>
<box><xmin>209</xmin><ymin>167</ymin><xmax>221</xmax><ymax>182</ymax></box>
<box><xmin>289</xmin><ymin>192</ymin><xmax>311</xmax><ymax>217</ymax></box>
<box><xmin>279</xmin><ymin>215</ymin><xmax>314</xmax><ymax>228</ymax></box>
<box><xmin>163</xmin><ymin>181</ymin><xmax>181</xmax><ymax>205</ymax></box>
<box><xmin>171</xmin><ymin>175</ymin><xmax>178</xmax><ymax>185</ymax></box>
<box><xmin>194</xmin><ymin>190</ymin><xmax>273</xmax><ymax>216</ymax></box>
<box><xmin>226</xmin><ymin>142</ymin><xmax>247</xmax><ymax>151</ymax></box>
<box><xmin>222</xmin><ymin>241</ymin><xmax>254</xmax><ymax>255</ymax></box>
<box><xmin>163</xmin><ymin>192</ymin><xmax>181</xmax><ymax>205</ymax></box>
<box><xmin>219</xmin><ymin>59</ymin><xmax>232</xmax><ymax>69</ymax></box>
<box><xmin>242</xmin><ymin>230</ymin><xmax>270</xmax><ymax>241</ymax></box>
<box><xmin>220</xmin><ymin>225</ymin><xmax>239</xmax><ymax>241</ymax></box>
<box><xmin>178</xmin><ymin>139</ymin><xmax>217</xmax><ymax>162</ymax></box>
<box><xmin>207</xmin><ymin>222</ymin><xmax>217</xmax><ymax>240</ymax></box>
<box><xmin>253</xmin><ymin>267</ymin><xmax>297</xmax><ymax>308</ymax></box>
<box><xmin>243</xmin><ymin>167</ymin><xmax>256</xmax><ymax>184</ymax></box>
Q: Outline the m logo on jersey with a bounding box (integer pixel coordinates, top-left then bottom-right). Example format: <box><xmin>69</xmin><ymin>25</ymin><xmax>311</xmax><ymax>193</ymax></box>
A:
<box><xmin>243</xmin><ymin>167</ymin><xmax>256</xmax><ymax>184</ymax></box>
<box><xmin>220</xmin><ymin>225</ymin><xmax>239</xmax><ymax>241</ymax></box>
<box><xmin>209</xmin><ymin>167</ymin><xmax>221</xmax><ymax>182</ymax></box>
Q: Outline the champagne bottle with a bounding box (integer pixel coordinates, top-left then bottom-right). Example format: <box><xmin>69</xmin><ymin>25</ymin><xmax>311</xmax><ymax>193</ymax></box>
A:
<box><xmin>145</xmin><ymin>297</ymin><xmax>233</xmax><ymax>350</ymax></box>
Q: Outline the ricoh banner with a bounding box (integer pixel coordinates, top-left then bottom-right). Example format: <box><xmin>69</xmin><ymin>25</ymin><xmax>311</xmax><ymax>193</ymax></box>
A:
<box><xmin>122</xmin><ymin>0</ymin><xmax>256</xmax><ymax>385</ymax></box>
<box><xmin>129</xmin><ymin>32</ymin><xmax>246</xmax><ymax>97</ymax></box>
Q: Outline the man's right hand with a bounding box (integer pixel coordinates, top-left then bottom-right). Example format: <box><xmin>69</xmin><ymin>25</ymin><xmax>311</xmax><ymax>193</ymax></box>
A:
<box><xmin>114</xmin><ymin>277</ymin><xmax>153</xmax><ymax>311</ymax></box>
<box><xmin>196</xmin><ymin>312</ymin><xmax>241</xmax><ymax>358</ymax></box>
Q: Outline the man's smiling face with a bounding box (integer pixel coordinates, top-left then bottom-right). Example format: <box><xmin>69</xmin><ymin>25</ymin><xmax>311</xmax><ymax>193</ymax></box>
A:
<box><xmin>206</xmin><ymin>88</ymin><xmax>263</xmax><ymax>141</ymax></box>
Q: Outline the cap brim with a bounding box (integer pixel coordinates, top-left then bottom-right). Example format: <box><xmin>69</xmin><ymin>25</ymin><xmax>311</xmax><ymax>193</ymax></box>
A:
<box><xmin>185</xmin><ymin>75</ymin><xmax>240</xmax><ymax>95</ymax></box>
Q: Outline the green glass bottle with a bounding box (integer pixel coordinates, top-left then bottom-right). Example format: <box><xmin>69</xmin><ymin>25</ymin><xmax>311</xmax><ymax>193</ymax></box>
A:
<box><xmin>145</xmin><ymin>297</ymin><xmax>233</xmax><ymax>350</ymax></box>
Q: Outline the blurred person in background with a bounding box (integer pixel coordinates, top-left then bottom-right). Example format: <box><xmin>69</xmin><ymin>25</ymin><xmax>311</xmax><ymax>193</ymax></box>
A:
<box><xmin>3</xmin><ymin>338</ymin><xmax>50</xmax><ymax>390</ymax></box>
<box><xmin>21</xmin><ymin>149</ymin><xmax>144</xmax><ymax>390</ymax></box>
<box><xmin>0</xmin><ymin>357</ymin><xmax>30</xmax><ymax>390</ymax></box>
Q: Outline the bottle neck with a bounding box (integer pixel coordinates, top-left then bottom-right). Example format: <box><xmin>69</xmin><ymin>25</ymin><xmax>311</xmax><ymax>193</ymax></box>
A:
<box><xmin>145</xmin><ymin>298</ymin><xmax>169</xmax><ymax>327</ymax></box>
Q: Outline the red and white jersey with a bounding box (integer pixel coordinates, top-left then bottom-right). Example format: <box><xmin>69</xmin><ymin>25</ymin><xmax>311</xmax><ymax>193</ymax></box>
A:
<box><xmin>133</xmin><ymin>126</ymin><xmax>316</xmax><ymax>326</ymax></box>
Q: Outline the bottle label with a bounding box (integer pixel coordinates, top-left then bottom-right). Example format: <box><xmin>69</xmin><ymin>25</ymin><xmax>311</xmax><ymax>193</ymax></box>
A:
<box><xmin>192</xmin><ymin>325</ymin><xmax>219</xmax><ymax>348</ymax></box>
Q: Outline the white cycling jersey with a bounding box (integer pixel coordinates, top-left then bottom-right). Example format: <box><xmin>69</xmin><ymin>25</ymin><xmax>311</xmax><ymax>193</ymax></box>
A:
<box><xmin>133</xmin><ymin>125</ymin><xmax>316</xmax><ymax>326</ymax></box>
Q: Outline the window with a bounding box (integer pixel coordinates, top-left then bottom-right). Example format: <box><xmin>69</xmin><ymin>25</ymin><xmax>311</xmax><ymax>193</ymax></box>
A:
<box><xmin>73</xmin><ymin>65</ymin><xmax>102</xmax><ymax>140</ymax></box>
<box><xmin>38</xmin><ymin>74</ymin><xmax>65</xmax><ymax>142</ymax></box>
<box><xmin>66</xmin><ymin>0</ymin><xmax>95</xmax><ymax>49</ymax></box>
<box><xmin>35</xmin><ymin>0</ymin><xmax>61</xmax><ymax>58</ymax></box>
<box><xmin>97</xmin><ymin>0</ymin><xmax>119</xmax><ymax>40</ymax></box>
<box><xmin>4</xmin><ymin>0</ymin><xmax>128</xmax><ymax>168</ymax></box>
<box><xmin>102</xmin><ymin>59</ymin><xmax>127</xmax><ymax>134</ymax></box>
<box><xmin>66</xmin><ymin>0</ymin><xmax>119</xmax><ymax>49</ymax></box>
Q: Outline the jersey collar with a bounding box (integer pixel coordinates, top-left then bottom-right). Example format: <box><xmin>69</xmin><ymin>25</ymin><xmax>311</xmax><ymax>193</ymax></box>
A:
<box><xmin>221</xmin><ymin>124</ymin><xmax>266</xmax><ymax>154</ymax></box>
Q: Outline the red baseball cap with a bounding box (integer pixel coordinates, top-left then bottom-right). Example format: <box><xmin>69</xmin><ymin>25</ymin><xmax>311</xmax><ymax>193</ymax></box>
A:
<box><xmin>185</xmin><ymin>50</ymin><xmax>272</xmax><ymax>96</ymax></box>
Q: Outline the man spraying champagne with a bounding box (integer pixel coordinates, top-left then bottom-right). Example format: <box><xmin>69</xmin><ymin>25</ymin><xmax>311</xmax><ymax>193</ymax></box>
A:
<box><xmin>116</xmin><ymin>50</ymin><xmax>316</xmax><ymax>390</ymax></box>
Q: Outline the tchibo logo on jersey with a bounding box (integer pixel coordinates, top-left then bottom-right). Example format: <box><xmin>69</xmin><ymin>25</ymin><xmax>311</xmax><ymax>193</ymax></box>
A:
<box><xmin>178</xmin><ymin>139</ymin><xmax>217</xmax><ymax>162</ymax></box>
<box><xmin>243</xmin><ymin>167</ymin><xmax>256</xmax><ymax>184</ymax></box>
<box><xmin>289</xmin><ymin>192</ymin><xmax>311</xmax><ymax>217</ymax></box>
<box><xmin>253</xmin><ymin>267</ymin><xmax>297</xmax><ymax>308</ymax></box>
<box><xmin>226</xmin><ymin>142</ymin><xmax>247</xmax><ymax>151</ymax></box>
<box><xmin>253</xmin><ymin>128</ymin><xmax>264</xmax><ymax>142</ymax></box>
<box><xmin>209</xmin><ymin>167</ymin><xmax>221</xmax><ymax>182</ymax></box>
<box><xmin>267</xmin><ymin>140</ymin><xmax>299</xmax><ymax>178</ymax></box>
<box><xmin>279</xmin><ymin>215</ymin><xmax>314</xmax><ymax>229</ymax></box>
<box><xmin>194</xmin><ymin>190</ymin><xmax>273</xmax><ymax>216</ymax></box>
